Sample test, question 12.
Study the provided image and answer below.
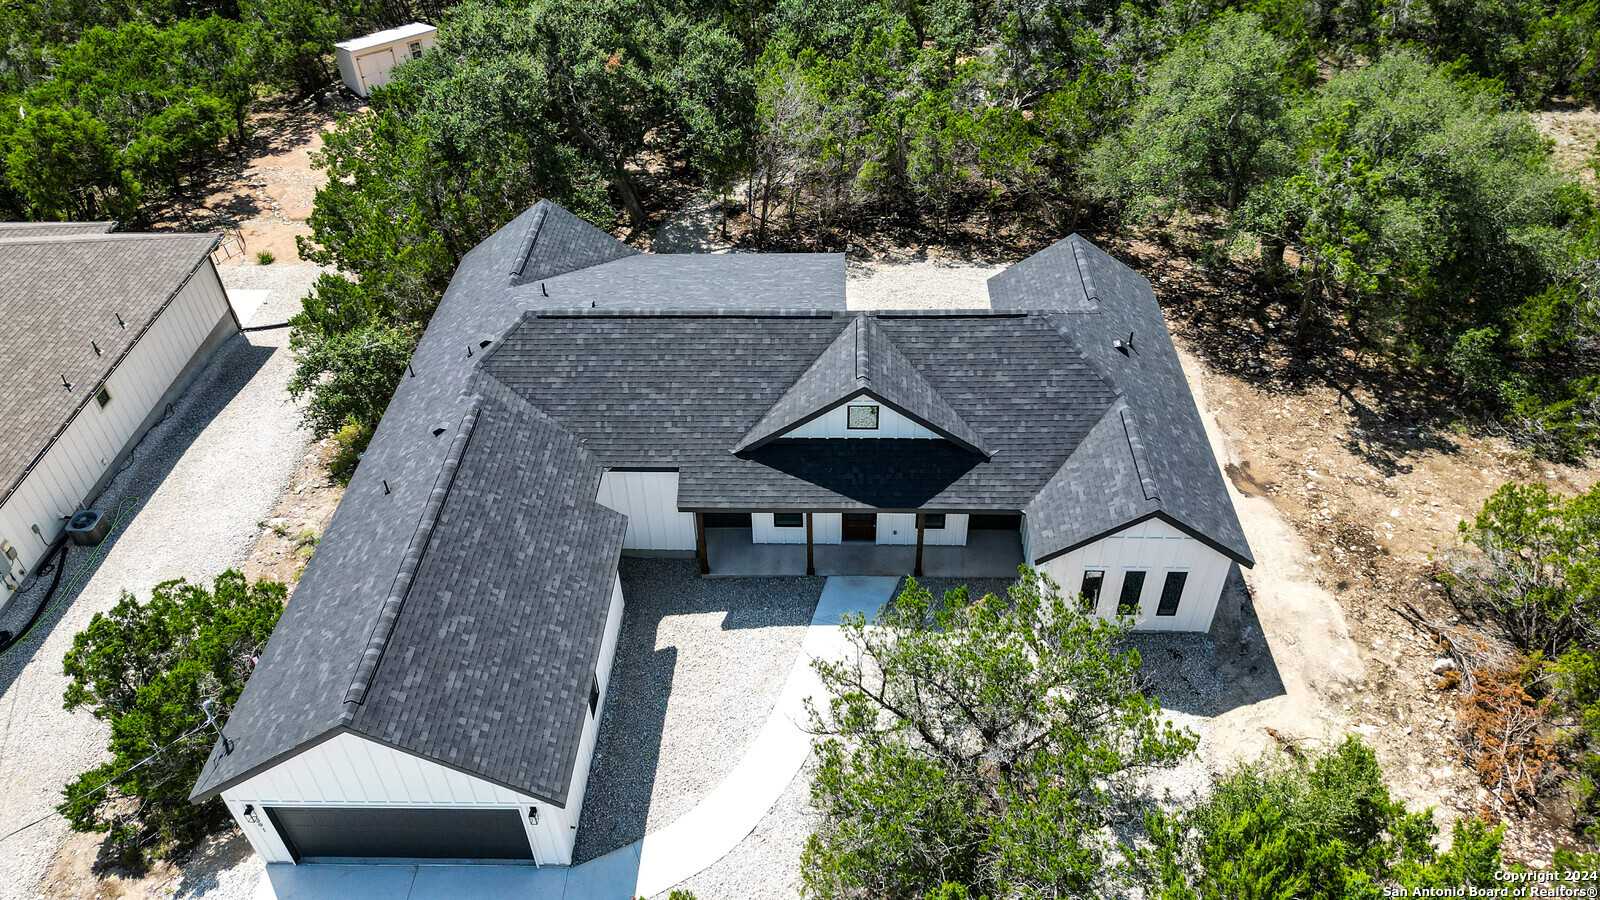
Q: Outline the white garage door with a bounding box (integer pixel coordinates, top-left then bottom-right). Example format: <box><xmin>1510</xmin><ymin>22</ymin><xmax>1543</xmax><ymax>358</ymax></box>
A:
<box><xmin>358</xmin><ymin>48</ymin><xmax>398</xmax><ymax>92</ymax></box>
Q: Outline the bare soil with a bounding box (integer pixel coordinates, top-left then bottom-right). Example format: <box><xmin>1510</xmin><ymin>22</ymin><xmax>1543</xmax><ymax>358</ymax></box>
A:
<box><xmin>241</xmin><ymin>437</ymin><xmax>346</xmax><ymax>591</ymax></box>
<box><xmin>1534</xmin><ymin>101</ymin><xmax>1600</xmax><ymax>187</ymax></box>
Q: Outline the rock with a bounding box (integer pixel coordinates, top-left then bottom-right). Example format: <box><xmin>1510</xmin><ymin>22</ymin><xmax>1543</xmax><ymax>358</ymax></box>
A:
<box><xmin>1431</xmin><ymin>658</ymin><xmax>1456</xmax><ymax>674</ymax></box>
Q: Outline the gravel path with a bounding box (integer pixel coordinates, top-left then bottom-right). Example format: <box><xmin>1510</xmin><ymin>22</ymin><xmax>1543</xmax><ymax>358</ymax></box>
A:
<box><xmin>0</xmin><ymin>264</ymin><xmax>321</xmax><ymax>900</ymax></box>
<box><xmin>574</xmin><ymin>559</ymin><xmax>824</xmax><ymax>863</ymax></box>
<box><xmin>654</xmin><ymin>760</ymin><xmax>817</xmax><ymax>900</ymax></box>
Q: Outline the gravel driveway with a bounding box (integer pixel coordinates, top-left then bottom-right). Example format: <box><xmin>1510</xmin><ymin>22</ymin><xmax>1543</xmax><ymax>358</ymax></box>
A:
<box><xmin>0</xmin><ymin>263</ymin><xmax>322</xmax><ymax>900</ymax></box>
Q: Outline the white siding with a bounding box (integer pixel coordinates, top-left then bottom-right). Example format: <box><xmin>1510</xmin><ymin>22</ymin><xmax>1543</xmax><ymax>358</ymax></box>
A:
<box><xmin>224</xmin><ymin>574</ymin><xmax>628</xmax><ymax>867</ymax></box>
<box><xmin>0</xmin><ymin>262</ymin><xmax>233</xmax><ymax>606</ymax></box>
<box><xmin>876</xmin><ymin>513</ymin><xmax>968</xmax><ymax>546</ymax></box>
<box><xmin>752</xmin><ymin>512</ymin><xmax>841</xmax><ymax>544</ymax></box>
<box><xmin>1035</xmin><ymin>517</ymin><xmax>1231</xmax><ymax>633</ymax></box>
<box><xmin>336</xmin><ymin>28</ymin><xmax>437</xmax><ymax>96</ymax></box>
<box><xmin>786</xmin><ymin>393</ymin><xmax>939</xmax><ymax>439</ymax></box>
<box><xmin>595</xmin><ymin>471</ymin><xmax>696</xmax><ymax>551</ymax></box>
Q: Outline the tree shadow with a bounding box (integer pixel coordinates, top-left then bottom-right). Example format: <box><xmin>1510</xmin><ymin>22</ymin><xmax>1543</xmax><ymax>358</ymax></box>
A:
<box><xmin>0</xmin><ymin>333</ymin><xmax>274</xmax><ymax>699</ymax></box>
<box><xmin>570</xmin><ymin>558</ymin><xmax>823</xmax><ymax>863</ymax></box>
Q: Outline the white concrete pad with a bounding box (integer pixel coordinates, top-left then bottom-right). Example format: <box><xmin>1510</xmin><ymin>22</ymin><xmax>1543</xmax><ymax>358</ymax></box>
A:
<box><xmin>225</xmin><ymin>288</ymin><xmax>272</xmax><ymax>327</ymax></box>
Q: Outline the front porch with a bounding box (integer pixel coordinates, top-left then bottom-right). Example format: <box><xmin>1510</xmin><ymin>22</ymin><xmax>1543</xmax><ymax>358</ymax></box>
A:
<box><xmin>704</xmin><ymin>527</ymin><xmax>1024</xmax><ymax>578</ymax></box>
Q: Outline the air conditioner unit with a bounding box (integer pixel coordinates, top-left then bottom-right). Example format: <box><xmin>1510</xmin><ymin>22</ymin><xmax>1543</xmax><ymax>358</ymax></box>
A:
<box><xmin>65</xmin><ymin>509</ymin><xmax>111</xmax><ymax>546</ymax></box>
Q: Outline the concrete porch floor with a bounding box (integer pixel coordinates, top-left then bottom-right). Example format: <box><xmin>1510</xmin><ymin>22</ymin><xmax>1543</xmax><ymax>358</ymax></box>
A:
<box><xmin>705</xmin><ymin>527</ymin><xmax>1024</xmax><ymax>578</ymax></box>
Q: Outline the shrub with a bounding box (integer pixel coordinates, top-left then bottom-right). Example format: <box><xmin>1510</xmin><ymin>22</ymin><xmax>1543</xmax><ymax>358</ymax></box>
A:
<box><xmin>255</xmin><ymin>249</ymin><xmax>275</xmax><ymax>265</ymax></box>
<box><xmin>59</xmin><ymin>570</ymin><xmax>284</xmax><ymax>868</ymax></box>
<box><xmin>327</xmin><ymin>418</ymin><xmax>372</xmax><ymax>484</ymax></box>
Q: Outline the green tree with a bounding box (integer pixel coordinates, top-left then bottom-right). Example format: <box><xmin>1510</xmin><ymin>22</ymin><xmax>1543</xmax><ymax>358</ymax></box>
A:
<box><xmin>59</xmin><ymin>571</ymin><xmax>284</xmax><ymax>867</ymax></box>
<box><xmin>803</xmin><ymin>571</ymin><xmax>1195</xmax><ymax>898</ymax></box>
<box><xmin>286</xmin><ymin>316</ymin><xmax>420</xmax><ymax>439</ymax></box>
<box><xmin>1095</xmin><ymin>12</ymin><xmax>1300</xmax><ymax>216</ymax></box>
<box><xmin>4</xmin><ymin>105</ymin><xmax>139</xmax><ymax>219</ymax></box>
<box><xmin>1141</xmin><ymin>737</ymin><xmax>1503</xmax><ymax>899</ymax></box>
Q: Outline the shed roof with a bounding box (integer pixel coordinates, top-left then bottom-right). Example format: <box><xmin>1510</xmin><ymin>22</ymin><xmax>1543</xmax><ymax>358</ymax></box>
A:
<box><xmin>0</xmin><ymin>231</ymin><xmax>219</xmax><ymax>508</ymax></box>
<box><xmin>335</xmin><ymin>21</ymin><xmax>436</xmax><ymax>54</ymax></box>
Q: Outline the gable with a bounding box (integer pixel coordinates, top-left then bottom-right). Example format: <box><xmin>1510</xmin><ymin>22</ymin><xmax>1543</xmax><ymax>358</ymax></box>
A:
<box><xmin>784</xmin><ymin>392</ymin><xmax>940</xmax><ymax>439</ymax></box>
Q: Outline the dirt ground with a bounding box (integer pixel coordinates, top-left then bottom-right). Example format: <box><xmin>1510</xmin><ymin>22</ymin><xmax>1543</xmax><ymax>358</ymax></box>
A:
<box><xmin>147</xmin><ymin>92</ymin><xmax>361</xmax><ymax>265</ymax></box>
<box><xmin>1535</xmin><ymin>102</ymin><xmax>1600</xmax><ymax>186</ymax></box>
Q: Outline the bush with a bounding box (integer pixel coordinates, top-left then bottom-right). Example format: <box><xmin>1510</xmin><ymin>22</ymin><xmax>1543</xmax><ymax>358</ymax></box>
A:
<box><xmin>59</xmin><ymin>570</ymin><xmax>284</xmax><ymax>868</ymax></box>
<box><xmin>255</xmin><ymin>249</ymin><xmax>274</xmax><ymax>265</ymax></box>
<box><xmin>1141</xmin><ymin>737</ymin><xmax>1504</xmax><ymax>898</ymax></box>
<box><xmin>286</xmin><ymin>319</ymin><xmax>419</xmax><ymax>441</ymax></box>
<box><xmin>327</xmin><ymin>418</ymin><xmax>372</xmax><ymax>484</ymax></box>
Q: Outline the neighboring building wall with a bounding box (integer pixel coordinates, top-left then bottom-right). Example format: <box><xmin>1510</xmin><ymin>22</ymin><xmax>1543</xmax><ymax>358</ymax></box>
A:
<box><xmin>786</xmin><ymin>393</ymin><xmax>939</xmax><ymax>439</ymax></box>
<box><xmin>336</xmin><ymin>28</ymin><xmax>437</xmax><ymax>97</ymax></box>
<box><xmin>0</xmin><ymin>261</ymin><xmax>235</xmax><ymax>608</ymax></box>
<box><xmin>752</xmin><ymin>512</ymin><xmax>841</xmax><ymax>544</ymax></box>
<box><xmin>876</xmin><ymin>513</ymin><xmax>968</xmax><ymax>546</ymax></box>
<box><xmin>596</xmin><ymin>470</ymin><xmax>697</xmax><ymax>551</ymax></box>
<box><xmin>223</xmin><ymin>572</ymin><xmax>628</xmax><ymax>867</ymax></box>
<box><xmin>1034</xmin><ymin>516</ymin><xmax>1232</xmax><ymax>633</ymax></box>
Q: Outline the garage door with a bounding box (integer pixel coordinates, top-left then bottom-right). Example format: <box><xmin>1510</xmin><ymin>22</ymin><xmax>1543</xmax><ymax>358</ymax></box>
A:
<box><xmin>357</xmin><ymin>47</ymin><xmax>397</xmax><ymax>92</ymax></box>
<box><xmin>264</xmin><ymin>806</ymin><xmax>534</xmax><ymax>861</ymax></box>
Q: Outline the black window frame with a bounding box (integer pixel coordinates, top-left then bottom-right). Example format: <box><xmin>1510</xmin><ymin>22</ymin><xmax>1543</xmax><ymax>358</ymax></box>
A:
<box><xmin>94</xmin><ymin>385</ymin><xmax>112</xmax><ymax>409</ymax></box>
<box><xmin>1156</xmin><ymin>571</ymin><xmax>1187</xmax><ymax>617</ymax></box>
<box><xmin>1116</xmin><ymin>571</ymin><xmax>1147</xmax><ymax>616</ymax></box>
<box><xmin>922</xmin><ymin>513</ymin><xmax>946</xmax><ymax>530</ymax></box>
<box><xmin>1079</xmin><ymin>570</ymin><xmax>1105</xmax><ymax>613</ymax></box>
<box><xmin>773</xmin><ymin>512</ymin><xmax>804</xmax><ymax>528</ymax></box>
<box><xmin>589</xmin><ymin>674</ymin><xmax>601</xmax><ymax>716</ymax></box>
<box><xmin>846</xmin><ymin>404</ymin><xmax>880</xmax><ymax>430</ymax></box>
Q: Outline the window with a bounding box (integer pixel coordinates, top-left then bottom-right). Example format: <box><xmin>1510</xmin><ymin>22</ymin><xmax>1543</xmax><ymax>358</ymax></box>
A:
<box><xmin>94</xmin><ymin>386</ymin><xmax>111</xmax><ymax>409</ymax></box>
<box><xmin>922</xmin><ymin>514</ymin><xmax>946</xmax><ymax>530</ymax></box>
<box><xmin>589</xmin><ymin>675</ymin><xmax>601</xmax><ymax>716</ymax></box>
<box><xmin>846</xmin><ymin>404</ymin><xmax>880</xmax><ymax>430</ymax></box>
<box><xmin>1157</xmin><ymin>571</ymin><xmax>1187</xmax><ymax>617</ymax></box>
<box><xmin>408</xmin><ymin>41</ymin><xmax>424</xmax><ymax>59</ymax></box>
<box><xmin>1079</xmin><ymin>570</ymin><xmax>1104</xmax><ymax>613</ymax></box>
<box><xmin>1116</xmin><ymin>571</ymin><xmax>1146</xmax><ymax>616</ymax></box>
<box><xmin>773</xmin><ymin>512</ymin><xmax>804</xmax><ymax>528</ymax></box>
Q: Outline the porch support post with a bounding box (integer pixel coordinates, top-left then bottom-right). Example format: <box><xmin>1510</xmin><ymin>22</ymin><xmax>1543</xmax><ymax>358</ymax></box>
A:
<box><xmin>914</xmin><ymin>513</ymin><xmax>925</xmax><ymax>577</ymax></box>
<box><xmin>806</xmin><ymin>513</ymin><xmax>815</xmax><ymax>576</ymax></box>
<box><xmin>695</xmin><ymin>513</ymin><xmax>709</xmax><ymax>574</ymax></box>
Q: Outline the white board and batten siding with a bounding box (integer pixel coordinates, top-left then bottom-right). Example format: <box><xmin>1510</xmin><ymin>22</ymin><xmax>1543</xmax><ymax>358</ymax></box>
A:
<box><xmin>875</xmin><ymin>513</ymin><xmax>968</xmax><ymax>546</ymax></box>
<box><xmin>596</xmin><ymin>470</ymin><xmax>697</xmax><ymax>551</ymax></box>
<box><xmin>785</xmin><ymin>394</ymin><xmax>939</xmax><ymax>439</ymax></box>
<box><xmin>1035</xmin><ymin>516</ymin><xmax>1232</xmax><ymax>633</ymax></box>
<box><xmin>0</xmin><ymin>261</ymin><xmax>234</xmax><ymax>607</ymax></box>
<box><xmin>752</xmin><ymin>512</ymin><xmax>841</xmax><ymax>544</ymax></box>
<box><xmin>226</xmin><ymin>575</ymin><xmax>626</xmax><ymax>867</ymax></box>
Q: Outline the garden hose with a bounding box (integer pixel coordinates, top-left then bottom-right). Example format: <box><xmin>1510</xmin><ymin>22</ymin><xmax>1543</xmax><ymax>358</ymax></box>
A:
<box><xmin>0</xmin><ymin>496</ymin><xmax>143</xmax><ymax>657</ymax></box>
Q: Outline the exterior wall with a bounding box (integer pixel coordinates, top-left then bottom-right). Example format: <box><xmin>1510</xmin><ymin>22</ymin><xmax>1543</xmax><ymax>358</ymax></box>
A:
<box><xmin>786</xmin><ymin>393</ymin><xmax>939</xmax><ymax>440</ymax></box>
<box><xmin>1035</xmin><ymin>517</ymin><xmax>1232</xmax><ymax>633</ymax></box>
<box><xmin>223</xmin><ymin>572</ymin><xmax>627</xmax><ymax>867</ymax></box>
<box><xmin>876</xmin><ymin>513</ymin><xmax>968</xmax><ymax>546</ymax></box>
<box><xmin>752</xmin><ymin>512</ymin><xmax>840</xmax><ymax>544</ymax></box>
<box><xmin>596</xmin><ymin>471</ymin><xmax>696</xmax><ymax>551</ymax></box>
<box><xmin>336</xmin><ymin>29</ymin><xmax>437</xmax><ymax>96</ymax></box>
<box><xmin>0</xmin><ymin>261</ymin><xmax>234</xmax><ymax>608</ymax></box>
<box><xmin>334</xmin><ymin>49</ymin><xmax>360</xmax><ymax>95</ymax></box>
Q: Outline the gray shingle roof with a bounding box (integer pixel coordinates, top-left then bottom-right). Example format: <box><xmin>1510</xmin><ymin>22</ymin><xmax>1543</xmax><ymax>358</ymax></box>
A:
<box><xmin>989</xmin><ymin>235</ymin><xmax>1253</xmax><ymax>565</ymax></box>
<box><xmin>192</xmin><ymin>203</ymin><xmax>1249</xmax><ymax>809</ymax></box>
<box><xmin>0</xmin><ymin>232</ymin><xmax>220</xmax><ymax>507</ymax></box>
<box><xmin>734</xmin><ymin>315</ymin><xmax>988</xmax><ymax>455</ymax></box>
<box><xmin>0</xmin><ymin>221</ymin><xmax>114</xmax><ymax>237</ymax></box>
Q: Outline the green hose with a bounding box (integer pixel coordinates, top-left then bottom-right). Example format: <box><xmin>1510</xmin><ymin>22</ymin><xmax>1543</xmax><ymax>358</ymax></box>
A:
<box><xmin>0</xmin><ymin>496</ymin><xmax>142</xmax><ymax>657</ymax></box>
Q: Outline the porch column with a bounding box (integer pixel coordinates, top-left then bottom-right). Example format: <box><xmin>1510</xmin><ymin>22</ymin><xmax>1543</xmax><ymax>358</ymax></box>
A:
<box><xmin>805</xmin><ymin>513</ymin><xmax>815</xmax><ymax>576</ymax></box>
<box><xmin>914</xmin><ymin>513</ymin><xmax>925</xmax><ymax>577</ymax></box>
<box><xmin>695</xmin><ymin>513</ymin><xmax>709</xmax><ymax>574</ymax></box>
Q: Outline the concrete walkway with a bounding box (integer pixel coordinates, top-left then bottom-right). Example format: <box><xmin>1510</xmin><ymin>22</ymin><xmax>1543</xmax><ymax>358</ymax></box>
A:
<box><xmin>255</xmin><ymin>576</ymin><xmax>900</xmax><ymax>900</ymax></box>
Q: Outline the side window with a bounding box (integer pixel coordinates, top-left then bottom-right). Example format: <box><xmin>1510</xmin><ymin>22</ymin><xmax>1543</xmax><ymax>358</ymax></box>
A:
<box><xmin>773</xmin><ymin>512</ymin><xmax>804</xmax><ymax>528</ymax></box>
<box><xmin>1116</xmin><ymin>571</ymin><xmax>1146</xmax><ymax>616</ymax></box>
<box><xmin>922</xmin><ymin>514</ymin><xmax>946</xmax><ymax>530</ymax></box>
<box><xmin>1079</xmin><ymin>570</ymin><xmax>1104</xmax><ymax>613</ymax></box>
<box><xmin>408</xmin><ymin>41</ymin><xmax>424</xmax><ymax>59</ymax></box>
<box><xmin>1157</xmin><ymin>571</ymin><xmax>1187</xmax><ymax>617</ymax></box>
<box><xmin>589</xmin><ymin>674</ymin><xmax>601</xmax><ymax>716</ymax></box>
<box><xmin>94</xmin><ymin>385</ymin><xmax>112</xmax><ymax>409</ymax></box>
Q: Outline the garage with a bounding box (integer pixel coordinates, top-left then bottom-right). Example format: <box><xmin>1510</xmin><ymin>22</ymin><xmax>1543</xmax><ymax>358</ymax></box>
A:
<box><xmin>264</xmin><ymin>806</ymin><xmax>534</xmax><ymax>862</ymax></box>
<box><xmin>334</xmin><ymin>22</ymin><xmax>437</xmax><ymax>97</ymax></box>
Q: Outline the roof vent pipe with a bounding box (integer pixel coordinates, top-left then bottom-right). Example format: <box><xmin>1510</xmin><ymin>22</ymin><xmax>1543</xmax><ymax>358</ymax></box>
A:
<box><xmin>91</xmin><ymin>340</ymin><xmax>101</xmax><ymax>356</ymax></box>
<box><xmin>115</xmin><ymin>312</ymin><xmax>126</xmax><ymax>328</ymax></box>
<box><xmin>60</xmin><ymin>375</ymin><xmax>71</xmax><ymax>391</ymax></box>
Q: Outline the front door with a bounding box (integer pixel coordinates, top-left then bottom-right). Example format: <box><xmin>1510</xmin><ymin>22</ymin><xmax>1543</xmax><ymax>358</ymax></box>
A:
<box><xmin>842</xmin><ymin>513</ymin><xmax>876</xmax><ymax>542</ymax></box>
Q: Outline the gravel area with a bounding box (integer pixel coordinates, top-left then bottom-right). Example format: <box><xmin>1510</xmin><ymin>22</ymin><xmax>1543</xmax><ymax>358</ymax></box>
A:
<box><xmin>847</xmin><ymin>260</ymin><xmax>1000</xmax><ymax>309</ymax></box>
<box><xmin>0</xmin><ymin>263</ymin><xmax>321</xmax><ymax>900</ymax></box>
<box><xmin>654</xmin><ymin>759</ymin><xmax>817</xmax><ymax>900</ymax></box>
<box><xmin>573</xmin><ymin>559</ymin><xmax>824</xmax><ymax>863</ymax></box>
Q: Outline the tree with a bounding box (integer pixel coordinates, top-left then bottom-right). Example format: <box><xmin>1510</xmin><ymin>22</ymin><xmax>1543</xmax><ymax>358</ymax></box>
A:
<box><xmin>4</xmin><ymin>105</ymin><xmax>139</xmax><ymax>220</ymax></box>
<box><xmin>1141</xmin><ymin>737</ymin><xmax>1504</xmax><ymax>899</ymax></box>
<box><xmin>59</xmin><ymin>571</ymin><xmax>284</xmax><ymax>868</ymax></box>
<box><xmin>1094</xmin><ymin>12</ymin><xmax>1300</xmax><ymax>216</ymax></box>
<box><xmin>803</xmin><ymin>571</ymin><xmax>1195</xmax><ymax>898</ymax></box>
<box><xmin>286</xmin><ymin>314</ymin><xmax>420</xmax><ymax>439</ymax></box>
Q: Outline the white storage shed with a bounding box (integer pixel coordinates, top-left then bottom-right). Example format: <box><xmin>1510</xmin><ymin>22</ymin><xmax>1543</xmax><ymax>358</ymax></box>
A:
<box><xmin>0</xmin><ymin>225</ymin><xmax>238</xmax><ymax>612</ymax></box>
<box><xmin>334</xmin><ymin>23</ymin><xmax>437</xmax><ymax>97</ymax></box>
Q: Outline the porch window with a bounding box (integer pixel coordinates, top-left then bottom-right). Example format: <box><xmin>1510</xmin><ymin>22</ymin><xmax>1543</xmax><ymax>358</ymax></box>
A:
<box><xmin>922</xmin><ymin>514</ymin><xmax>946</xmax><ymax>529</ymax></box>
<box><xmin>773</xmin><ymin>512</ymin><xmax>804</xmax><ymax>528</ymax></box>
<box><xmin>1156</xmin><ymin>571</ymin><xmax>1187</xmax><ymax>617</ymax></box>
<box><xmin>1080</xmin><ymin>570</ymin><xmax>1104</xmax><ymax>613</ymax></box>
<box><xmin>1116</xmin><ymin>571</ymin><xmax>1146</xmax><ymax>616</ymax></box>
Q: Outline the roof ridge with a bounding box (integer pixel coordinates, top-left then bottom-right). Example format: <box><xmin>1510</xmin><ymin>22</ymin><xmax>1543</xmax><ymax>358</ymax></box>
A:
<box><xmin>1119</xmin><ymin>405</ymin><xmax>1159</xmax><ymax>501</ymax></box>
<box><xmin>854</xmin><ymin>316</ymin><xmax>869</xmax><ymax>383</ymax></box>
<box><xmin>343</xmin><ymin>397</ymin><xmax>483</xmax><ymax>712</ymax></box>
<box><xmin>1069</xmin><ymin>236</ymin><xmax>1100</xmax><ymax>308</ymax></box>
<box><xmin>509</xmin><ymin>204</ymin><xmax>550</xmax><ymax>281</ymax></box>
